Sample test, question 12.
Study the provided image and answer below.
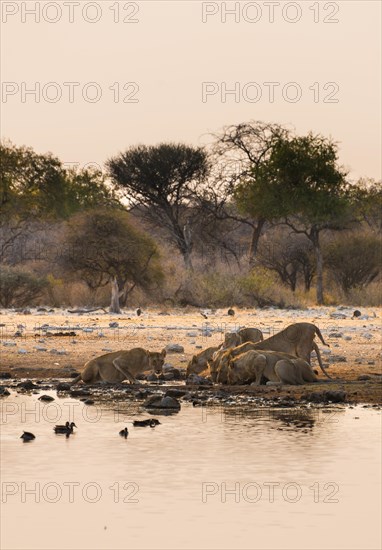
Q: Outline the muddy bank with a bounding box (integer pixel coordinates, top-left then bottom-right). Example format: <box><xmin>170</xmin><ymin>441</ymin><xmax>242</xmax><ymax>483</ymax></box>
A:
<box><xmin>1</xmin><ymin>376</ymin><xmax>381</xmax><ymax>406</ymax></box>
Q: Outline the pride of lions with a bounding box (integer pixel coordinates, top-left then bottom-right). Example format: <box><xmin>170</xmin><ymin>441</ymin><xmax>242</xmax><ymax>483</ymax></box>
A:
<box><xmin>72</xmin><ymin>322</ymin><xmax>333</xmax><ymax>386</ymax></box>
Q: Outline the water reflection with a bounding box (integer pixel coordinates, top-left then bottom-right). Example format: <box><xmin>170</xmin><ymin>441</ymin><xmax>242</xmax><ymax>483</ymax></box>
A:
<box><xmin>1</xmin><ymin>393</ymin><xmax>381</xmax><ymax>550</ymax></box>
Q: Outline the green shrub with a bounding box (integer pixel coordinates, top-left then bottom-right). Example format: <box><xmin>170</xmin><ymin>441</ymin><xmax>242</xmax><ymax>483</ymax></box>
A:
<box><xmin>0</xmin><ymin>266</ymin><xmax>49</xmax><ymax>308</ymax></box>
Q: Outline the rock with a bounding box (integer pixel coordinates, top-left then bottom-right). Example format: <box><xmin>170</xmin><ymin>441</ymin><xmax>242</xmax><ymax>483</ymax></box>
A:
<box><xmin>0</xmin><ymin>373</ymin><xmax>12</xmax><ymax>379</ymax></box>
<box><xmin>357</xmin><ymin>375</ymin><xmax>372</xmax><ymax>381</ymax></box>
<box><xmin>109</xmin><ymin>322</ymin><xmax>119</xmax><ymax>328</ymax></box>
<box><xmin>301</xmin><ymin>390</ymin><xmax>347</xmax><ymax>403</ymax></box>
<box><xmin>344</xmin><ymin>336</ymin><xmax>352</xmax><ymax>341</ymax></box>
<box><xmin>70</xmin><ymin>389</ymin><xmax>91</xmax><ymax>397</ymax></box>
<box><xmin>186</xmin><ymin>374</ymin><xmax>213</xmax><ymax>386</ymax></box>
<box><xmin>83</xmin><ymin>328</ymin><xmax>93</xmax><ymax>333</ymax></box>
<box><xmin>0</xmin><ymin>386</ymin><xmax>11</xmax><ymax>396</ymax></box>
<box><xmin>38</xmin><ymin>395</ymin><xmax>55</xmax><ymax>402</ymax></box>
<box><xmin>329</xmin><ymin>355</ymin><xmax>347</xmax><ymax>363</ymax></box>
<box><xmin>56</xmin><ymin>382</ymin><xmax>71</xmax><ymax>392</ymax></box>
<box><xmin>143</xmin><ymin>395</ymin><xmax>181</xmax><ymax>410</ymax></box>
<box><xmin>3</xmin><ymin>342</ymin><xmax>16</xmax><ymax>347</ymax></box>
<box><xmin>163</xmin><ymin>363</ymin><xmax>174</xmax><ymax>372</ymax></box>
<box><xmin>163</xmin><ymin>372</ymin><xmax>175</xmax><ymax>381</ymax></box>
<box><xmin>352</xmin><ymin>310</ymin><xmax>361</xmax><ymax>318</ymax></box>
<box><xmin>165</xmin><ymin>389</ymin><xmax>187</xmax><ymax>398</ymax></box>
<box><xmin>330</xmin><ymin>312</ymin><xmax>347</xmax><ymax>319</ymax></box>
<box><xmin>328</xmin><ymin>332</ymin><xmax>343</xmax><ymax>338</ymax></box>
<box><xmin>171</xmin><ymin>368</ymin><xmax>181</xmax><ymax>380</ymax></box>
<box><xmin>146</xmin><ymin>373</ymin><xmax>158</xmax><ymax>382</ymax></box>
<box><xmin>17</xmin><ymin>380</ymin><xmax>36</xmax><ymax>390</ymax></box>
<box><xmin>18</xmin><ymin>349</ymin><xmax>28</xmax><ymax>354</ymax></box>
<box><xmin>187</xmin><ymin>332</ymin><xmax>198</xmax><ymax>337</ymax></box>
<box><xmin>361</xmin><ymin>333</ymin><xmax>373</xmax><ymax>340</ymax></box>
<box><xmin>35</xmin><ymin>346</ymin><xmax>48</xmax><ymax>352</ymax></box>
<box><xmin>84</xmin><ymin>399</ymin><xmax>94</xmax><ymax>405</ymax></box>
<box><xmin>165</xmin><ymin>344</ymin><xmax>184</xmax><ymax>353</ymax></box>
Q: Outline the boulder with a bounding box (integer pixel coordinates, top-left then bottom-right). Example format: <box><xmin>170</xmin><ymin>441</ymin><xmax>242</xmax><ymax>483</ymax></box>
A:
<box><xmin>165</xmin><ymin>344</ymin><xmax>185</xmax><ymax>353</ymax></box>
<box><xmin>143</xmin><ymin>395</ymin><xmax>181</xmax><ymax>410</ymax></box>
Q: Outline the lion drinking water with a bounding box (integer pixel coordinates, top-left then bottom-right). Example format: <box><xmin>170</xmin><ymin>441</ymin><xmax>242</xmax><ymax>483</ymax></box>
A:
<box><xmin>71</xmin><ymin>348</ymin><xmax>166</xmax><ymax>384</ymax></box>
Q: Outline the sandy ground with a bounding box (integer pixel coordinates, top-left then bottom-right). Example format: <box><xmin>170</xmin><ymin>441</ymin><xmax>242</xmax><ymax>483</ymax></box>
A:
<box><xmin>1</xmin><ymin>306</ymin><xmax>381</xmax><ymax>403</ymax></box>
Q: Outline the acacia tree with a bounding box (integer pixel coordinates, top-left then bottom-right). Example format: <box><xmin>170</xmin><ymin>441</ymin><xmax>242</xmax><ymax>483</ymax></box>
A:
<box><xmin>106</xmin><ymin>143</ymin><xmax>209</xmax><ymax>270</ymax></box>
<box><xmin>61</xmin><ymin>210</ymin><xmax>163</xmax><ymax>313</ymax></box>
<box><xmin>258</xmin><ymin>133</ymin><xmax>350</xmax><ymax>304</ymax></box>
<box><xmin>0</xmin><ymin>141</ymin><xmax>117</xmax><ymax>263</ymax></box>
<box><xmin>203</xmin><ymin>121</ymin><xmax>289</xmax><ymax>265</ymax></box>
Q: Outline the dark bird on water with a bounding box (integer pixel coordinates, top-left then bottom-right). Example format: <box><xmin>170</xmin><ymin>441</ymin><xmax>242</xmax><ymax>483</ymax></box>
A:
<box><xmin>133</xmin><ymin>418</ymin><xmax>160</xmax><ymax>427</ymax></box>
<box><xmin>119</xmin><ymin>427</ymin><xmax>129</xmax><ymax>437</ymax></box>
<box><xmin>20</xmin><ymin>432</ymin><xmax>35</xmax><ymax>441</ymax></box>
<box><xmin>54</xmin><ymin>421</ymin><xmax>77</xmax><ymax>434</ymax></box>
<box><xmin>136</xmin><ymin>308</ymin><xmax>142</xmax><ymax>316</ymax></box>
<box><xmin>227</xmin><ymin>308</ymin><xmax>235</xmax><ymax>316</ymax></box>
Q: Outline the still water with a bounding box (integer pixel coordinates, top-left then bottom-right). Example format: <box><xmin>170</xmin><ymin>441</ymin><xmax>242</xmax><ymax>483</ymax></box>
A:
<box><xmin>1</xmin><ymin>392</ymin><xmax>381</xmax><ymax>550</ymax></box>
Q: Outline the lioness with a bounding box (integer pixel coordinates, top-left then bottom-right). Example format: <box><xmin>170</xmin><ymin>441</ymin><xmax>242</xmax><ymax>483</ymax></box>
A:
<box><xmin>210</xmin><ymin>341</ymin><xmax>262</xmax><ymax>383</ymax></box>
<box><xmin>220</xmin><ymin>327</ymin><xmax>263</xmax><ymax>350</ymax></box>
<box><xmin>72</xmin><ymin>348</ymin><xmax>166</xmax><ymax>384</ymax></box>
<box><xmin>228</xmin><ymin>349</ymin><xmax>318</xmax><ymax>386</ymax></box>
<box><xmin>187</xmin><ymin>346</ymin><xmax>219</xmax><ymax>377</ymax></box>
<box><xmin>249</xmin><ymin>322</ymin><xmax>331</xmax><ymax>379</ymax></box>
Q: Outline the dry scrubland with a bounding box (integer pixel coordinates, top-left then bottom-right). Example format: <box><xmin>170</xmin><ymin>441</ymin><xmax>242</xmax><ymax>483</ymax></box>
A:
<box><xmin>0</xmin><ymin>306</ymin><xmax>381</xmax><ymax>403</ymax></box>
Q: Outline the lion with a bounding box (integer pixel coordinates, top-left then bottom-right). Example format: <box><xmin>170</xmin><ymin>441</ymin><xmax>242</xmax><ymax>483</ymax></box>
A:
<box><xmin>186</xmin><ymin>346</ymin><xmax>219</xmax><ymax>377</ymax></box>
<box><xmin>227</xmin><ymin>349</ymin><xmax>318</xmax><ymax>386</ymax></box>
<box><xmin>249</xmin><ymin>322</ymin><xmax>331</xmax><ymax>379</ymax></box>
<box><xmin>210</xmin><ymin>341</ymin><xmax>264</xmax><ymax>383</ymax></box>
<box><xmin>220</xmin><ymin>327</ymin><xmax>263</xmax><ymax>350</ymax></box>
<box><xmin>238</xmin><ymin>327</ymin><xmax>264</xmax><ymax>344</ymax></box>
<box><xmin>71</xmin><ymin>348</ymin><xmax>166</xmax><ymax>384</ymax></box>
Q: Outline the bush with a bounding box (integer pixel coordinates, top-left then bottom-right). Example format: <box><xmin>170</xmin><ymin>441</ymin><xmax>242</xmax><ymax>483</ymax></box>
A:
<box><xmin>324</xmin><ymin>233</ymin><xmax>381</xmax><ymax>294</ymax></box>
<box><xmin>0</xmin><ymin>266</ymin><xmax>49</xmax><ymax>308</ymax></box>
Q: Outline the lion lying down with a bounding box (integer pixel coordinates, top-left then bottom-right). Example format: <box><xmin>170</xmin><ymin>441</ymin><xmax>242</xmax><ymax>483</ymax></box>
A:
<box><xmin>227</xmin><ymin>349</ymin><xmax>318</xmax><ymax>386</ymax></box>
<box><xmin>72</xmin><ymin>348</ymin><xmax>166</xmax><ymax>384</ymax></box>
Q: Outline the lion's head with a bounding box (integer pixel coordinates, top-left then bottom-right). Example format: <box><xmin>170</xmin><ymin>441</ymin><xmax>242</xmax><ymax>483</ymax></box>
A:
<box><xmin>148</xmin><ymin>349</ymin><xmax>166</xmax><ymax>374</ymax></box>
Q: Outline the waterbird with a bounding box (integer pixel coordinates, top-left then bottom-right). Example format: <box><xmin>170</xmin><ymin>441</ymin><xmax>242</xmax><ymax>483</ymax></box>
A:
<box><xmin>133</xmin><ymin>418</ymin><xmax>160</xmax><ymax>427</ymax></box>
<box><xmin>119</xmin><ymin>427</ymin><xmax>129</xmax><ymax>437</ymax></box>
<box><xmin>20</xmin><ymin>431</ymin><xmax>35</xmax><ymax>441</ymax></box>
<box><xmin>54</xmin><ymin>421</ymin><xmax>77</xmax><ymax>434</ymax></box>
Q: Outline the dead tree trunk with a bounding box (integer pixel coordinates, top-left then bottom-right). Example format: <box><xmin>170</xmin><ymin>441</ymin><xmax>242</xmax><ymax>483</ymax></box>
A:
<box><xmin>110</xmin><ymin>277</ymin><xmax>121</xmax><ymax>314</ymax></box>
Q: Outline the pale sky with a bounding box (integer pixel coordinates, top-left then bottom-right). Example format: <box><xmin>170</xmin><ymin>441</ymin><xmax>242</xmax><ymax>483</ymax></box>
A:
<box><xmin>1</xmin><ymin>0</ymin><xmax>381</xmax><ymax>180</ymax></box>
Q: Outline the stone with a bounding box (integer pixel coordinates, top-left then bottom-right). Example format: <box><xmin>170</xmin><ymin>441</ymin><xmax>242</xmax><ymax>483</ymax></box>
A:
<box><xmin>17</xmin><ymin>380</ymin><xmax>36</xmax><ymax>390</ymax></box>
<box><xmin>0</xmin><ymin>373</ymin><xmax>12</xmax><ymax>379</ymax></box>
<box><xmin>146</xmin><ymin>373</ymin><xmax>158</xmax><ymax>382</ymax></box>
<box><xmin>186</xmin><ymin>374</ymin><xmax>213</xmax><ymax>386</ymax></box>
<box><xmin>0</xmin><ymin>386</ymin><xmax>11</xmax><ymax>396</ymax></box>
<box><xmin>165</xmin><ymin>389</ymin><xmax>187</xmax><ymax>398</ymax></box>
<box><xmin>328</xmin><ymin>332</ymin><xmax>343</xmax><ymax>338</ymax></box>
<box><xmin>38</xmin><ymin>395</ymin><xmax>55</xmax><ymax>402</ymax></box>
<box><xmin>329</xmin><ymin>355</ymin><xmax>347</xmax><ymax>363</ymax></box>
<box><xmin>143</xmin><ymin>395</ymin><xmax>181</xmax><ymax>410</ymax></box>
<box><xmin>357</xmin><ymin>375</ymin><xmax>372</xmax><ymax>381</ymax></box>
<box><xmin>165</xmin><ymin>344</ymin><xmax>184</xmax><ymax>353</ymax></box>
<box><xmin>301</xmin><ymin>390</ymin><xmax>347</xmax><ymax>403</ymax></box>
<box><xmin>56</xmin><ymin>382</ymin><xmax>71</xmax><ymax>392</ymax></box>
<box><xmin>330</xmin><ymin>312</ymin><xmax>347</xmax><ymax>319</ymax></box>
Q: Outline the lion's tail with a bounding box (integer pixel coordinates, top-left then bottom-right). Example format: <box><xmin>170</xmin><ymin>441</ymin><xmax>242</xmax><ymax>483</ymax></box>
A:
<box><xmin>314</xmin><ymin>325</ymin><xmax>329</xmax><ymax>347</ymax></box>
